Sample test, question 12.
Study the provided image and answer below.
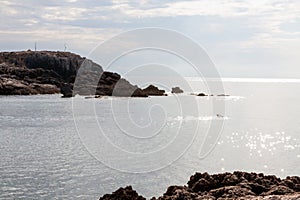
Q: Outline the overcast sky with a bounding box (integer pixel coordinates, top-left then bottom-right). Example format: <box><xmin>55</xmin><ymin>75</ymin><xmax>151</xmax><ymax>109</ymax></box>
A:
<box><xmin>1</xmin><ymin>0</ymin><xmax>300</xmax><ymax>78</ymax></box>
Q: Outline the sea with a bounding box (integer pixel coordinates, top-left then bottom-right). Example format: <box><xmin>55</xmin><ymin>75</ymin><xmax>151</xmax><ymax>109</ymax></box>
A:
<box><xmin>0</xmin><ymin>78</ymin><xmax>300</xmax><ymax>199</ymax></box>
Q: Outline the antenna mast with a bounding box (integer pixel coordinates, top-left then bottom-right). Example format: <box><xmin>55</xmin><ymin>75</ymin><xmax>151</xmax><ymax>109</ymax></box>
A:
<box><xmin>64</xmin><ymin>43</ymin><xmax>67</xmax><ymax>52</ymax></box>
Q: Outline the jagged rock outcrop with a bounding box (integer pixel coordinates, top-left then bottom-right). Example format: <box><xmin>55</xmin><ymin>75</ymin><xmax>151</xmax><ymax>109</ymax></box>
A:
<box><xmin>171</xmin><ymin>86</ymin><xmax>183</xmax><ymax>94</ymax></box>
<box><xmin>184</xmin><ymin>171</ymin><xmax>300</xmax><ymax>199</ymax></box>
<box><xmin>142</xmin><ymin>85</ymin><xmax>166</xmax><ymax>96</ymax></box>
<box><xmin>0</xmin><ymin>50</ymin><xmax>166</xmax><ymax>97</ymax></box>
<box><xmin>99</xmin><ymin>186</ymin><xmax>146</xmax><ymax>200</ymax></box>
<box><xmin>99</xmin><ymin>172</ymin><xmax>300</xmax><ymax>200</ymax></box>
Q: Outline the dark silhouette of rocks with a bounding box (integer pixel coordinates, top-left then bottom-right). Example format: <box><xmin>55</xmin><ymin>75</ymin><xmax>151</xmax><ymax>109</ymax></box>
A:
<box><xmin>109</xmin><ymin>78</ymin><xmax>148</xmax><ymax>97</ymax></box>
<box><xmin>171</xmin><ymin>86</ymin><xmax>183</xmax><ymax>94</ymax></box>
<box><xmin>60</xmin><ymin>84</ymin><xmax>74</xmax><ymax>98</ymax></box>
<box><xmin>142</xmin><ymin>85</ymin><xmax>166</xmax><ymax>96</ymax></box>
<box><xmin>216</xmin><ymin>114</ymin><xmax>224</xmax><ymax>118</ymax></box>
<box><xmin>197</xmin><ymin>93</ymin><xmax>208</xmax><ymax>96</ymax></box>
<box><xmin>99</xmin><ymin>186</ymin><xmax>146</xmax><ymax>200</ymax></box>
<box><xmin>0</xmin><ymin>50</ymin><xmax>166</xmax><ymax>97</ymax></box>
<box><xmin>190</xmin><ymin>92</ymin><xmax>209</xmax><ymax>96</ymax></box>
<box><xmin>217</xmin><ymin>94</ymin><xmax>230</xmax><ymax>96</ymax></box>
<box><xmin>99</xmin><ymin>171</ymin><xmax>300</xmax><ymax>200</ymax></box>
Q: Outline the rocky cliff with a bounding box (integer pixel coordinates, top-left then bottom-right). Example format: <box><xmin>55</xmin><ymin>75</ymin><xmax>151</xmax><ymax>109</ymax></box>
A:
<box><xmin>0</xmin><ymin>50</ymin><xmax>165</xmax><ymax>97</ymax></box>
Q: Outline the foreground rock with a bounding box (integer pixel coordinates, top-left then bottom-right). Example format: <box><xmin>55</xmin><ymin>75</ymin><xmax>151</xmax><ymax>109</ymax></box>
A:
<box><xmin>99</xmin><ymin>172</ymin><xmax>300</xmax><ymax>200</ymax></box>
<box><xmin>100</xmin><ymin>186</ymin><xmax>146</xmax><ymax>200</ymax></box>
<box><xmin>0</xmin><ymin>50</ymin><xmax>166</xmax><ymax>97</ymax></box>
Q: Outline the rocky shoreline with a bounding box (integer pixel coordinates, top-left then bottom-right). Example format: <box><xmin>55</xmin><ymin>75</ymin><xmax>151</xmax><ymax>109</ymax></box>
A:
<box><xmin>0</xmin><ymin>51</ymin><xmax>232</xmax><ymax>98</ymax></box>
<box><xmin>0</xmin><ymin>50</ymin><xmax>166</xmax><ymax>97</ymax></box>
<box><xmin>99</xmin><ymin>171</ymin><xmax>300</xmax><ymax>200</ymax></box>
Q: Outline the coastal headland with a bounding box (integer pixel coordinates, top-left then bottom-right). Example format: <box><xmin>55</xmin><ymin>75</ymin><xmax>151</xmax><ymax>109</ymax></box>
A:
<box><xmin>0</xmin><ymin>50</ymin><xmax>166</xmax><ymax>97</ymax></box>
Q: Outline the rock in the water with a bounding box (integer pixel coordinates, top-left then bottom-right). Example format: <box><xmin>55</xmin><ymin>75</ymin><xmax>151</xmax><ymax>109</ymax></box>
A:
<box><xmin>171</xmin><ymin>86</ymin><xmax>183</xmax><ymax>94</ymax></box>
<box><xmin>217</xmin><ymin>94</ymin><xmax>230</xmax><ymax>96</ymax></box>
<box><xmin>197</xmin><ymin>93</ymin><xmax>208</xmax><ymax>96</ymax></box>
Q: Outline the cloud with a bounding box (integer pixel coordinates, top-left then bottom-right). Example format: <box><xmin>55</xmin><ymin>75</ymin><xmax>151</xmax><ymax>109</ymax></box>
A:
<box><xmin>0</xmin><ymin>0</ymin><xmax>299</xmax><ymax>77</ymax></box>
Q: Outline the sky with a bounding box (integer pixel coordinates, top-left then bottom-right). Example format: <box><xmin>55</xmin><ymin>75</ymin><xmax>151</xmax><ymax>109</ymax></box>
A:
<box><xmin>1</xmin><ymin>0</ymin><xmax>300</xmax><ymax>78</ymax></box>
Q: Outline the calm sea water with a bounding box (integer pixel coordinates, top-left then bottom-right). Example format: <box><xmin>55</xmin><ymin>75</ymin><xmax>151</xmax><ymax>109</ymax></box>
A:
<box><xmin>1</xmin><ymin>79</ymin><xmax>300</xmax><ymax>199</ymax></box>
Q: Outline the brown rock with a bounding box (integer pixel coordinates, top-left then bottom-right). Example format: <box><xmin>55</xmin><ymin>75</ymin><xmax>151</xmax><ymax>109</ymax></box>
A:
<box><xmin>99</xmin><ymin>171</ymin><xmax>300</xmax><ymax>200</ymax></box>
<box><xmin>262</xmin><ymin>185</ymin><xmax>294</xmax><ymax>196</ymax></box>
<box><xmin>99</xmin><ymin>186</ymin><xmax>146</xmax><ymax>200</ymax></box>
<box><xmin>210</xmin><ymin>186</ymin><xmax>255</xmax><ymax>198</ymax></box>
<box><xmin>157</xmin><ymin>186</ymin><xmax>214</xmax><ymax>200</ymax></box>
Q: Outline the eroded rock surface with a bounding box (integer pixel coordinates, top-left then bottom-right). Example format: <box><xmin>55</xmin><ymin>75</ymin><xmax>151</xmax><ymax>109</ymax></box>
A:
<box><xmin>0</xmin><ymin>50</ymin><xmax>166</xmax><ymax>97</ymax></box>
<box><xmin>99</xmin><ymin>186</ymin><xmax>146</xmax><ymax>200</ymax></box>
<box><xmin>99</xmin><ymin>172</ymin><xmax>300</xmax><ymax>200</ymax></box>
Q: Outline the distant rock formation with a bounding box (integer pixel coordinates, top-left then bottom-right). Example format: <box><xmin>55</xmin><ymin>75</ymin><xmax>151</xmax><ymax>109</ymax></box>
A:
<box><xmin>142</xmin><ymin>85</ymin><xmax>166</xmax><ymax>96</ymax></box>
<box><xmin>0</xmin><ymin>50</ymin><xmax>166</xmax><ymax>97</ymax></box>
<box><xmin>171</xmin><ymin>86</ymin><xmax>184</xmax><ymax>94</ymax></box>
<box><xmin>217</xmin><ymin>94</ymin><xmax>230</xmax><ymax>96</ymax></box>
<box><xmin>99</xmin><ymin>171</ymin><xmax>300</xmax><ymax>200</ymax></box>
<box><xmin>197</xmin><ymin>92</ymin><xmax>208</xmax><ymax>96</ymax></box>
